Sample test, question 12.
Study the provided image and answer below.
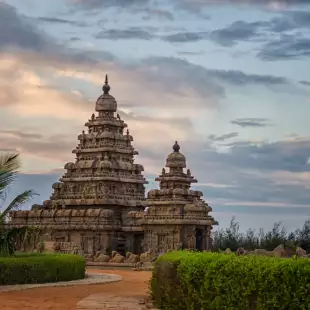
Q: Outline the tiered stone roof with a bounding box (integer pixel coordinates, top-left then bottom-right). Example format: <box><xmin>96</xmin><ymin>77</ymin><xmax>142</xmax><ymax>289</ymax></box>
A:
<box><xmin>145</xmin><ymin>141</ymin><xmax>217</xmax><ymax>225</ymax></box>
<box><xmin>44</xmin><ymin>75</ymin><xmax>148</xmax><ymax>209</ymax></box>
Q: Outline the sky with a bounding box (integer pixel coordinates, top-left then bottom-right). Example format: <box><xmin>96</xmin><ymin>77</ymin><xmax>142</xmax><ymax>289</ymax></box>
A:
<box><xmin>1</xmin><ymin>0</ymin><xmax>310</xmax><ymax>233</ymax></box>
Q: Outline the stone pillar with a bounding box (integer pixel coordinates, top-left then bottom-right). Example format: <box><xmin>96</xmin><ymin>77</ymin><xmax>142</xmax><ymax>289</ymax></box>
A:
<box><xmin>107</xmin><ymin>231</ymin><xmax>117</xmax><ymax>253</ymax></box>
<box><xmin>101</xmin><ymin>231</ymin><xmax>109</xmax><ymax>253</ymax></box>
<box><xmin>125</xmin><ymin>233</ymin><xmax>134</xmax><ymax>253</ymax></box>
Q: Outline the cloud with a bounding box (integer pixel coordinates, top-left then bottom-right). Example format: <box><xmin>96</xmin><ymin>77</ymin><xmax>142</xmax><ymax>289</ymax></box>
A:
<box><xmin>161</xmin><ymin>22</ymin><xmax>262</xmax><ymax>45</ymax></box>
<box><xmin>257</xmin><ymin>34</ymin><xmax>310</xmax><ymax>60</ymax></box>
<box><xmin>37</xmin><ymin>17</ymin><xmax>87</xmax><ymax>27</ymax></box>
<box><xmin>0</xmin><ymin>130</ymin><xmax>75</xmax><ymax>162</ymax></box>
<box><xmin>0</xmin><ymin>130</ymin><xmax>43</xmax><ymax>140</ymax></box>
<box><xmin>0</xmin><ymin>3</ymin><xmax>51</xmax><ymax>51</ymax></box>
<box><xmin>269</xmin><ymin>11</ymin><xmax>310</xmax><ymax>32</ymax></box>
<box><xmin>96</xmin><ymin>28</ymin><xmax>153</xmax><ymax>40</ymax></box>
<box><xmin>139</xmin><ymin>8</ymin><xmax>174</xmax><ymax>20</ymax></box>
<box><xmin>67</xmin><ymin>0</ymin><xmax>150</xmax><ymax>10</ymax></box>
<box><xmin>230</xmin><ymin>118</ymin><xmax>272</xmax><ymax>127</ymax></box>
<box><xmin>209</xmin><ymin>21</ymin><xmax>265</xmax><ymax>47</ymax></box>
<box><xmin>184</xmin><ymin>137</ymin><xmax>310</xmax><ymax>209</ymax></box>
<box><xmin>209</xmin><ymin>132</ymin><xmax>239</xmax><ymax>141</ymax></box>
<box><xmin>175</xmin><ymin>0</ymin><xmax>310</xmax><ymax>10</ymax></box>
<box><xmin>162</xmin><ymin>32</ymin><xmax>208</xmax><ymax>43</ymax></box>
<box><xmin>139</xmin><ymin>57</ymin><xmax>290</xmax><ymax>100</ymax></box>
<box><xmin>206</xmin><ymin>69</ymin><xmax>288</xmax><ymax>86</ymax></box>
<box><xmin>195</xmin><ymin>12</ymin><xmax>310</xmax><ymax>55</ymax></box>
<box><xmin>300</xmin><ymin>80</ymin><xmax>310</xmax><ymax>86</ymax></box>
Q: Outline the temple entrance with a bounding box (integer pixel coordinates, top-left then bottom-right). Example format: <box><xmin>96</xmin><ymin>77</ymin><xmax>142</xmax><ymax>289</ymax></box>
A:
<box><xmin>133</xmin><ymin>234</ymin><xmax>144</xmax><ymax>254</ymax></box>
<box><xmin>195</xmin><ymin>228</ymin><xmax>203</xmax><ymax>251</ymax></box>
<box><xmin>116</xmin><ymin>234</ymin><xmax>126</xmax><ymax>256</ymax></box>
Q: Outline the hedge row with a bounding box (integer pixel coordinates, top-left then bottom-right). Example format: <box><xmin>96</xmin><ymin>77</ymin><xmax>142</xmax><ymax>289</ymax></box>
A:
<box><xmin>0</xmin><ymin>253</ymin><xmax>86</xmax><ymax>285</ymax></box>
<box><xmin>151</xmin><ymin>251</ymin><xmax>310</xmax><ymax>310</ymax></box>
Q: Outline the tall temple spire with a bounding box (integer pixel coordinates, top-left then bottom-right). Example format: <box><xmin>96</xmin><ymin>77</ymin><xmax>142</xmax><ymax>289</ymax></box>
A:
<box><xmin>102</xmin><ymin>74</ymin><xmax>110</xmax><ymax>94</ymax></box>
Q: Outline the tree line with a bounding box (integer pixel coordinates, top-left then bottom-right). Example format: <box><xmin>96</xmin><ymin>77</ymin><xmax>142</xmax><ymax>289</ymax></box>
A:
<box><xmin>213</xmin><ymin>217</ymin><xmax>310</xmax><ymax>252</ymax></box>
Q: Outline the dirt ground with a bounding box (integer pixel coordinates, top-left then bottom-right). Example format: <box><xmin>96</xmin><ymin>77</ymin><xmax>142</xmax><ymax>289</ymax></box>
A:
<box><xmin>0</xmin><ymin>269</ymin><xmax>151</xmax><ymax>310</ymax></box>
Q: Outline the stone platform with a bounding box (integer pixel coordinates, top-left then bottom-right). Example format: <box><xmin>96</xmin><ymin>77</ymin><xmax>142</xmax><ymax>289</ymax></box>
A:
<box><xmin>0</xmin><ymin>272</ymin><xmax>122</xmax><ymax>292</ymax></box>
<box><xmin>87</xmin><ymin>262</ymin><xmax>136</xmax><ymax>268</ymax></box>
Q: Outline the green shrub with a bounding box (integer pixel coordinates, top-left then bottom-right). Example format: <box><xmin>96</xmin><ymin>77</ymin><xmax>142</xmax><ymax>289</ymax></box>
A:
<box><xmin>151</xmin><ymin>251</ymin><xmax>310</xmax><ymax>310</ymax></box>
<box><xmin>0</xmin><ymin>253</ymin><xmax>86</xmax><ymax>285</ymax></box>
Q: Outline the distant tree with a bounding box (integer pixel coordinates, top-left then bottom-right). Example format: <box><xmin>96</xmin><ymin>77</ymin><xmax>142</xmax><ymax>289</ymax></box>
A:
<box><xmin>294</xmin><ymin>219</ymin><xmax>310</xmax><ymax>252</ymax></box>
<box><xmin>213</xmin><ymin>217</ymin><xmax>243</xmax><ymax>251</ymax></box>
<box><xmin>259</xmin><ymin>222</ymin><xmax>288</xmax><ymax>251</ymax></box>
<box><xmin>213</xmin><ymin>217</ymin><xmax>310</xmax><ymax>253</ymax></box>
<box><xmin>0</xmin><ymin>152</ymin><xmax>37</xmax><ymax>256</ymax></box>
<box><xmin>241</xmin><ymin>228</ymin><xmax>260</xmax><ymax>250</ymax></box>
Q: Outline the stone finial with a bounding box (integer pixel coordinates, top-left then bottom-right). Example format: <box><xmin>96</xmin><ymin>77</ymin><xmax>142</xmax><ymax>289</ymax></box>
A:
<box><xmin>173</xmin><ymin>141</ymin><xmax>180</xmax><ymax>152</ymax></box>
<box><xmin>102</xmin><ymin>74</ymin><xmax>110</xmax><ymax>94</ymax></box>
<box><xmin>126</xmin><ymin>129</ymin><xmax>129</xmax><ymax>135</ymax></box>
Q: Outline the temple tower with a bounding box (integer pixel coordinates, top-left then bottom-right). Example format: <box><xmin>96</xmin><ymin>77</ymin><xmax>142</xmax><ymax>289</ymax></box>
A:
<box><xmin>9</xmin><ymin>76</ymin><xmax>147</xmax><ymax>256</ymax></box>
<box><xmin>143</xmin><ymin>141</ymin><xmax>218</xmax><ymax>254</ymax></box>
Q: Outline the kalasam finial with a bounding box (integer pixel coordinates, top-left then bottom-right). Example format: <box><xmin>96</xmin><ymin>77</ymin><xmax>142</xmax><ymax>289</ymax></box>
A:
<box><xmin>173</xmin><ymin>141</ymin><xmax>180</xmax><ymax>152</ymax></box>
<box><xmin>102</xmin><ymin>74</ymin><xmax>110</xmax><ymax>94</ymax></box>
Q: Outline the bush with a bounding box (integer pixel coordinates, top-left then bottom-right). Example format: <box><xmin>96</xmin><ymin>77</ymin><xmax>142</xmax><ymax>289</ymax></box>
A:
<box><xmin>151</xmin><ymin>251</ymin><xmax>310</xmax><ymax>310</ymax></box>
<box><xmin>0</xmin><ymin>253</ymin><xmax>86</xmax><ymax>285</ymax></box>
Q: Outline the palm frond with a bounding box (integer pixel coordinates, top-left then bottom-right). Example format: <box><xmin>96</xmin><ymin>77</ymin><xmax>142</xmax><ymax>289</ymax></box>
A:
<box><xmin>0</xmin><ymin>152</ymin><xmax>21</xmax><ymax>200</ymax></box>
<box><xmin>0</xmin><ymin>190</ymin><xmax>39</xmax><ymax>221</ymax></box>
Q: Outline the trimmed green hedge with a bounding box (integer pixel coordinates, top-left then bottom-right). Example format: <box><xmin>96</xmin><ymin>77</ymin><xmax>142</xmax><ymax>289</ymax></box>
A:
<box><xmin>0</xmin><ymin>253</ymin><xmax>86</xmax><ymax>285</ymax></box>
<box><xmin>151</xmin><ymin>251</ymin><xmax>310</xmax><ymax>310</ymax></box>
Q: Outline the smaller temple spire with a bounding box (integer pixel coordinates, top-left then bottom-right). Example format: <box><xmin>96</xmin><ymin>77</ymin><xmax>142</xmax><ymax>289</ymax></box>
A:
<box><xmin>102</xmin><ymin>74</ymin><xmax>111</xmax><ymax>94</ymax></box>
<box><xmin>173</xmin><ymin>141</ymin><xmax>180</xmax><ymax>152</ymax></box>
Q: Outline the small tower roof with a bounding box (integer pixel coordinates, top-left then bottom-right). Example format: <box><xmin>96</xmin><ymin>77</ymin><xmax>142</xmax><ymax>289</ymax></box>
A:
<box><xmin>166</xmin><ymin>141</ymin><xmax>186</xmax><ymax>168</ymax></box>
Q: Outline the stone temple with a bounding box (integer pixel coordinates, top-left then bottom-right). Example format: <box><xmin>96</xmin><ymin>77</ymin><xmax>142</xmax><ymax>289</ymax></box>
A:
<box><xmin>8</xmin><ymin>76</ymin><xmax>218</xmax><ymax>258</ymax></box>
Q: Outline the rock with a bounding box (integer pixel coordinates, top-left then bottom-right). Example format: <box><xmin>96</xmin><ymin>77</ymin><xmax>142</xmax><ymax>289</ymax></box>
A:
<box><xmin>224</xmin><ymin>248</ymin><xmax>232</xmax><ymax>254</ymax></box>
<box><xmin>273</xmin><ymin>244</ymin><xmax>285</xmax><ymax>257</ymax></box>
<box><xmin>253</xmin><ymin>249</ymin><xmax>274</xmax><ymax>257</ymax></box>
<box><xmin>111</xmin><ymin>251</ymin><xmax>118</xmax><ymax>258</ymax></box>
<box><xmin>236</xmin><ymin>247</ymin><xmax>245</xmax><ymax>255</ymax></box>
<box><xmin>296</xmin><ymin>247</ymin><xmax>307</xmax><ymax>257</ymax></box>
<box><xmin>94</xmin><ymin>254</ymin><xmax>110</xmax><ymax>262</ymax></box>
<box><xmin>110</xmin><ymin>253</ymin><xmax>125</xmax><ymax>263</ymax></box>
<box><xmin>85</xmin><ymin>254</ymin><xmax>94</xmax><ymax>261</ymax></box>
<box><xmin>273</xmin><ymin>244</ymin><xmax>295</xmax><ymax>257</ymax></box>
<box><xmin>125</xmin><ymin>252</ymin><xmax>140</xmax><ymax>263</ymax></box>
<box><xmin>140</xmin><ymin>250</ymin><xmax>153</xmax><ymax>262</ymax></box>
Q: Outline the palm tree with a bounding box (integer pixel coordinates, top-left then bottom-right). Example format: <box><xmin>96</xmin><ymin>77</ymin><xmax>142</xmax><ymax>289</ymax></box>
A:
<box><xmin>0</xmin><ymin>152</ymin><xmax>38</xmax><ymax>256</ymax></box>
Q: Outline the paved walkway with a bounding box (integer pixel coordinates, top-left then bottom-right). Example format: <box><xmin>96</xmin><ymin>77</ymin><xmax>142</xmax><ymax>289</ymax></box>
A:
<box><xmin>77</xmin><ymin>293</ymin><xmax>156</xmax><ymax>310</ymax></box>
<box><xmin>0</xmin><ymin>273</ymin><xmax>122</xmax><ymax>292</ymax></box>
